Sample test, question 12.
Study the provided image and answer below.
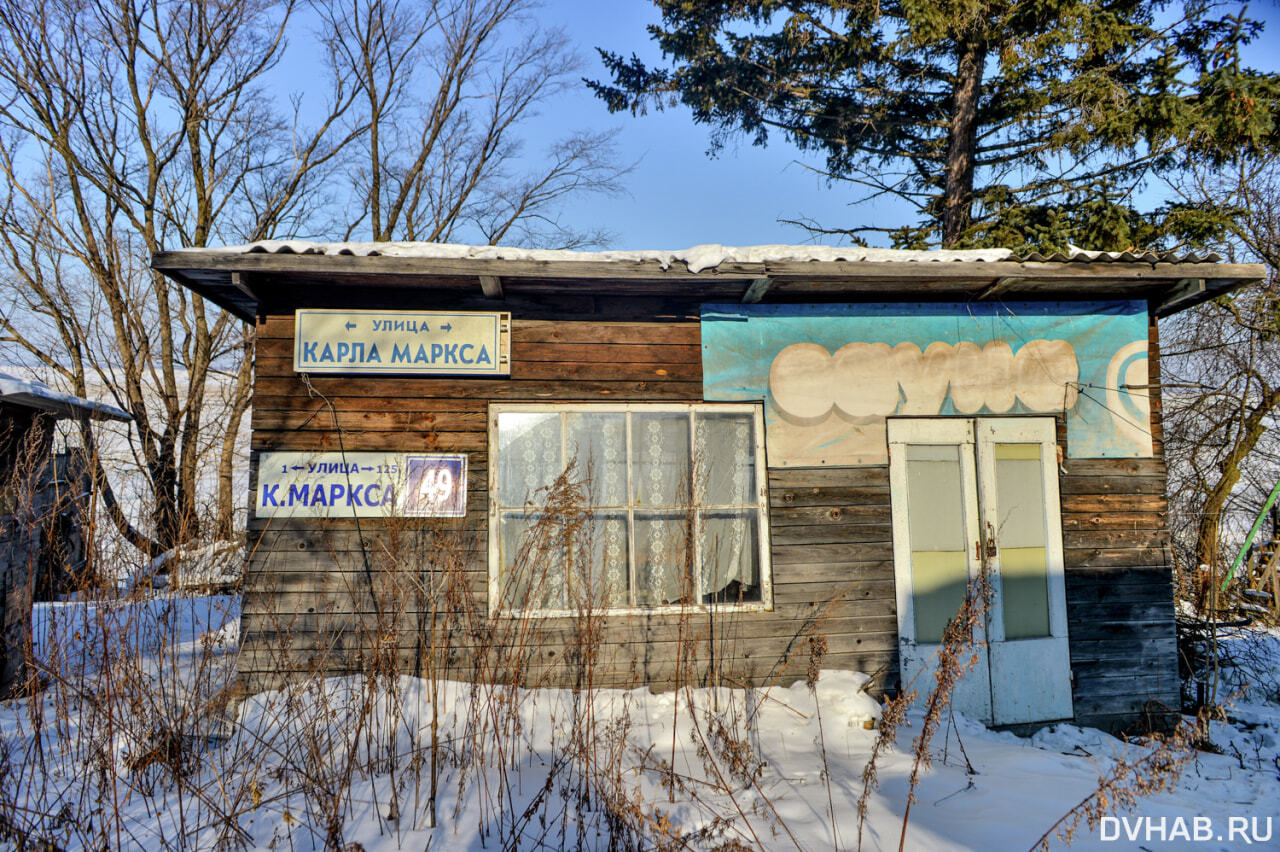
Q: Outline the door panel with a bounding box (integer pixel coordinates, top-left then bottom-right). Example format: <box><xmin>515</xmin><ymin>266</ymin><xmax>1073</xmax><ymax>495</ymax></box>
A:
<box><xmin>890</xmin><ymin>417</ymin><xmax>1073</xmax><ymax>727</ymax></box>
<box><xmin>888</xmin><ymin>420</ymin><xmax>992</xmax><ymax>724</ymax></box>
<box><xmin>977</xmin><ymin>419</ymin><xmax>1073</xmax><ymax>725</ymax></box>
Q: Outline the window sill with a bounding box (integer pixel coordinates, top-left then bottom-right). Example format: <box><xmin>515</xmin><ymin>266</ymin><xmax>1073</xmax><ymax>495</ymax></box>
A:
<box><xmin>487</xmin><ymin>601</ymin><xmax>774</xmax><ymax>619</ymax></box>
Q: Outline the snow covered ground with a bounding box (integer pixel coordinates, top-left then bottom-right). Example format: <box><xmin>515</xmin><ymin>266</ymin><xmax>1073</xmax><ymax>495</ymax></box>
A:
<box><xmin>1</xmin><ymin>595</ymin><xmax>1277</xmax><ymax>851</ymax></box>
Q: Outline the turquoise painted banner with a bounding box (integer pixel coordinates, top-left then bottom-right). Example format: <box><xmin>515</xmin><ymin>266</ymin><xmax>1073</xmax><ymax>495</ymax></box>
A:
<box><xmin>701</xmin><ymin>301</ymin><xmax>1151</xmax><ymax>466</ymax></box>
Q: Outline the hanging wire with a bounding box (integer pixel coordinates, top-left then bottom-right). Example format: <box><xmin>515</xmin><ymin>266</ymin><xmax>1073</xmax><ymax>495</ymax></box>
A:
<box><xmin>299</xmin><ymin>371</ymin><xmax>382</xmax><ymax>624</ymax></box>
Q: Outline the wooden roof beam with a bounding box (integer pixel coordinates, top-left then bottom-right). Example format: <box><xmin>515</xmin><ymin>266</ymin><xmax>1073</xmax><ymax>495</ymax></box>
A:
<box><xmin>977</xmin><ymin>276</ymin><xmax>1025</xmax><ymax>300</ymax></box>
<box><xmin>230</xmin><ymin>271</ymin><xmax>258</xmax><ymax>301</ymax></box>
<box><xmin>1153</xmin><ymin>278</ymin><xmax>1206</xmax><ymax>317</ymax></box>
<box><xmin>479</xmin><ymin>275</ymin><xmax>503</xmax><ymax>299</ymax></box>
<box><xmin>742</xmin><ymin>277</ymin><xmax>773</xmax><ymax>304</ymax></box>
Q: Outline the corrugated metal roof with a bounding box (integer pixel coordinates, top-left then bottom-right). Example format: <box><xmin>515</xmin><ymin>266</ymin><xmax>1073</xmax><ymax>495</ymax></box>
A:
<box><xmin>1018</xmin><ymin>247</ymin><xmax>1222</xmax><ymax>263</ymax></box>
<box><xmin>175</xmin><ymin>240</ymin><xmax>1221</xmax><ymax>274</ymax></box>
<box><xmin>153</xmin><ymin>240</ymin><xmax>1262</xmax><ymax>323</ymax></box>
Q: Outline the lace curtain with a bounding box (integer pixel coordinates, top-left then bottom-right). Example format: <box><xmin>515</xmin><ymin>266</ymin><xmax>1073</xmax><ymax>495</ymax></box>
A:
<box><xmin>497</xmin><ymin>408</ymin><xmax>760</xmax><ymax>610</ymax></box>
<box><xmin>696</xmin><ymin>413</ymin><xmax>756</xmax><ymax>599</ymax></box>
<box><xmin>632</xmin><ymin>413</ymin><xmax>690</xmax><ymax>604</ymax></box>
<box><xmin>498</xmin><ymin>411</ymin><xmax>629</xmax><ymax>608</ymax></box>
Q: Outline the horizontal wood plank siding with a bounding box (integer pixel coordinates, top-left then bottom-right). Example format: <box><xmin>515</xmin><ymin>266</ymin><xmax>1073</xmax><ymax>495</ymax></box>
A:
<box><xmin>1059</xmin><ymin>317</ymin><xmax>1179</xmax><ymax>732</ymax></box>
<box><xmin>242</xmin><ymin>304</ymin><xmax>1180</xmax><ymax>732</ymax></box>
<box><xmin>766</xmin><ymin>466</ymin><xmax>898</xmax><ymax>690</ymax></box>
<box><xmin>242</xmin><ymin>307</ymin><xmax>897</xmax><ymax>697</ymax></box>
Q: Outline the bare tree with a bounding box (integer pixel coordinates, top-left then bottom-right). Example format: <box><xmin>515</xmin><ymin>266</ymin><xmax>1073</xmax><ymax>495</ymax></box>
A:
<box><xmin>1162</xmin><ymin>156</ymin><xmax>1280</xmax><ymax>600</ymax></box>
<box><xmin>0</xmin><ymin>0</ymin><xmax>359</xmax><ymax>554</ymax></box>
<box><xmin>318</xmin><ymin>0</ymin><xmax>627</xmax><ymax>247</ymax></box>
<box><xmin>0</xmin><ymin>0</ymin><xmax>628</xmax><ymax>561</ymax></box>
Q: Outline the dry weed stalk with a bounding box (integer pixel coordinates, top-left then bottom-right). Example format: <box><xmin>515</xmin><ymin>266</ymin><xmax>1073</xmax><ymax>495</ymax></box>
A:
<box><xmin>806</xmin><ymin>634</ymin><xmax>842</xmax><ymax>852</ymax></box>
<box><xmin>854</xmin><ymin>559</ymin><xmax>993</xmax><ymax>852</ymax></box>
<box><xmin>898</xmin><ymin>560</ymin><xmax>994</xmax><ymax>851</ymax></box>
<box><xmin>1027</xmin><ymin>717</ymin><xmax>1203</xmax><ymax>851</ymax></box>
<box><xmin>856</xmin><ymin>686</ymin><xmax>914</xmax><ymax>852</ymax></box>
<box><xmin>0</xmin><ymin>438</ymin><xmax>833</xmax><ymax>851</ymax></box>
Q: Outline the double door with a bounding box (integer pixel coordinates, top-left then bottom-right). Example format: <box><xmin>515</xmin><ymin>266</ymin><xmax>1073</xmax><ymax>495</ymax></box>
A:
<box><xmin>888</xmin><ymin>417</ymin><xmax>1073</xmax><ymax>726</ymax></box>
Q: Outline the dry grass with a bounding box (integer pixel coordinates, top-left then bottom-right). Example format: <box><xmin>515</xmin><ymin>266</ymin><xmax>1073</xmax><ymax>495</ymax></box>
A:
<box><xmin>1027</xmin><ymin>718</ymin><xmax>1203</xmax><ymax>851</ymax></box>
<box><xmin>0</xmin><ymin>458</ymin><xmax>831</xmax><ymax>851</ymax></box>
<box><xmin>0</xmin><ymin>446</ymin><xmax>1214</xmax><ymax>851</ymax></box>
<box><xmin>854</xmin><ymin>554</ymin><xmax>994</xmax><ymax>852</ymax></box>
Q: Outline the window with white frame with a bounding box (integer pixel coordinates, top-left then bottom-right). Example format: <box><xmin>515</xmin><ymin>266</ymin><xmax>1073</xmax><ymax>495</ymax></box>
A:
<box><xmin>488</xmin><ymin>403</ymin><xmax>771</xmax><ymax>614</ymax></box>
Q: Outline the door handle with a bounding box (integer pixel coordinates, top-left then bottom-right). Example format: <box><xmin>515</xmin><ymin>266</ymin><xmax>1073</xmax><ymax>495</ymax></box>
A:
<box><xmin>985</xmin><ymin>521</ymin><xmax>998</xmax><ymax>558</ymax></box>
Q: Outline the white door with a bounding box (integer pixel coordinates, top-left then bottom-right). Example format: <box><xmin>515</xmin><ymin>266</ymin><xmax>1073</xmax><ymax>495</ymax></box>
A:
<box><xmin>888</xmin><ymin>419</ymin><xmax>993</xmax><ymax>723</ymax></box>
<box><xmin>888</xmin><ymin>417</ymin><xmax>1073</xmax><ymax>726</ymax></box>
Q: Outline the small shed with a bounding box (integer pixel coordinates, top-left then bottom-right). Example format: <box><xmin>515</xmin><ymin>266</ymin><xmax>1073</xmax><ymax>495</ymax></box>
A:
<box><xmin>153</xmin><ymin>242</ymin><xmax>1263</xmax><ymax>731</ymax></box>
<box><xmin>1</xmin><ymin>371</ymin><xmax>131</xmax><ymax>693</ymax></box>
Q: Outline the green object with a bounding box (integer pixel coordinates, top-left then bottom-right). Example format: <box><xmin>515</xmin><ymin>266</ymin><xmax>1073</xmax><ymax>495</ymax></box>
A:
<box><xmin>1222</xmin><ymin>479</ymin><xmax>1280</xmax><ymax>591</ymax></box>
<box><xmin>590</xmin><ymin>1</ymin><xmax>1280</xmax><ymax>250</ymax></box>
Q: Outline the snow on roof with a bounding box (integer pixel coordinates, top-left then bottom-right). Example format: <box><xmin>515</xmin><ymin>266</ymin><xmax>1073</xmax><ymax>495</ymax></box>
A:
<box><xmin>186</xmin><ymin>240</ymin><xmax>1014</xmax><ymax>273</ymax></box>
<box><xmin>175</xmin><ymin>240</ymin><xmax>1220</xmax><ymax>273</ymax></box>
<box><xmin>0</xmin><ymin>371</ymin><xmax>132</xmax><ymax>422</ymax></box>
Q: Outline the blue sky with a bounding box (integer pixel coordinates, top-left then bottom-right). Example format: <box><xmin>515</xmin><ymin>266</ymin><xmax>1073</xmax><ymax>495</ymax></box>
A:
<box><xmin>530</xmin><ymin>0</ymin><xmax>880</xmax><ymax>248</ymax></box>
<box><xmin>279</xmin><ymin>1</ymin><xmax>1278</xmax><ymax>250</ymax></box>
<box><xmin>523</xmin><ymin>0</ymin><xmax>1280</xmax><ymax>250</ymax></box>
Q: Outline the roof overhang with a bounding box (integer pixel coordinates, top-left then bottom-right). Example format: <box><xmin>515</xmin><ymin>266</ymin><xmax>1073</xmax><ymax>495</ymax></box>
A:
<box><xmin>0</xmin><ymin>374</ymin><xmax>132</xmax><ymax>423</ymax></box>
<box><xmin>152</xmin><ymin>243</ymin><xmax>1266</xmax><ymax>323</ymax></box>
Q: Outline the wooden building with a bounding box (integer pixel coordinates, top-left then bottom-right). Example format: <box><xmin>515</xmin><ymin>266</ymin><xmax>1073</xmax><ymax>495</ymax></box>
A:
<box><xmin>1</xmin><ymin>372</ymin><xmax>131</xmax><ymax>694</ymax></box>
<box><xmin>153</xmin><ymin>243</ymin><xmax>1263</xmax><ymax>731</ymax></box>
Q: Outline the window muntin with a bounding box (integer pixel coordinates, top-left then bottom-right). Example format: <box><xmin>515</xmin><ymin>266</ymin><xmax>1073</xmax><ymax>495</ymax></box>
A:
<box><xmin>489</xmin><ymin>403</ymin><xmax>771</xmax><ymax>615</ymax></box>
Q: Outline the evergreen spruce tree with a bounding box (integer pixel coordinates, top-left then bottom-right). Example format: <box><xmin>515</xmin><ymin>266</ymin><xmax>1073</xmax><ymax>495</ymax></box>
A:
<box><xmin>590</xmin><ymin>1</ymin><xmax>1280</xmax><ymax>250</ymax></box>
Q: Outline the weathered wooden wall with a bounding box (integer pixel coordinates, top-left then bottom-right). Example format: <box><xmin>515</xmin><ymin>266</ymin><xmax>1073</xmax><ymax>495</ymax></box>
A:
<box><xmin>1059</xmin><ymin>314</ymin><xmax>1179</xmax><ymax>731</ymax></box>
<box><xmin>1</xmin><ymin>406</ymin><xmax>57</xmax><ymax>695</ymax></box>
<box><xmin>242</xmin><ymin>303</ymin><xmax>1179</xmax><ymax>732</ymax></box>
<box><xmin>242</xmin><ymin>305</ymin><xmax>898</xmax><ymax>697</ymax></box>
